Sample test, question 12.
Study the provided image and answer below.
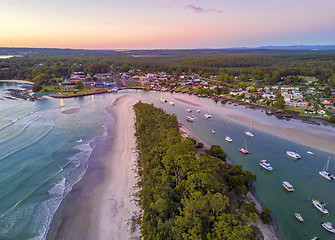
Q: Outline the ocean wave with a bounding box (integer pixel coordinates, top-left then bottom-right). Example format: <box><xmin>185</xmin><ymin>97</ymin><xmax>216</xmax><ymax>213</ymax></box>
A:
<box><xmin>0</xmin><ymin>126</ymin><xmax>53</xmax><ymax>161</ymax></box>
<box><xmin>0</xmin><ymin>110</ymin><xmax>39</xmax><ymax>132</ymax></box>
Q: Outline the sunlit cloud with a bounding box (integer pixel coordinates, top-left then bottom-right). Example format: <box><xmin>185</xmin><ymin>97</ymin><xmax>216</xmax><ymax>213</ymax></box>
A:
<box><xmin>11</xmin><ymin>1</ymin><xmax>40</xmax><ymax>9</ymax></box>
<box><xmin>186</xmin><ymin>5</ymin><xmax>222</xmax><ymax>14</ymax></box>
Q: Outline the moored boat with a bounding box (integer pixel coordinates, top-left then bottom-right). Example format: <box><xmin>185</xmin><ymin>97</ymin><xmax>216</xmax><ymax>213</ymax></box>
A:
<box><xmin>169</xmin><ymin>101</ymin><xmax>174</xmax><ymax>106</ymax></box>
<box><xmin>186</xmin><ymin>108</ymin><xmax>192</xmax><ymax>112</ymax></box>
<box><xmin>294</xmin><ymin>213</ymin><xmax>304</xmax><ymax>222</ymax></box>
<box><xmin>225</xmin><ymin>136</ymin><xmax>232</xmax><ymax>142</ymax></box>
<box><xmin>307</xmin><ymin>151</ymin><xmax>314</xmax><ymax>155</ymax></box>
<box><xmin>282</xmin><ymin>181</ymin><xmax>294</xmax><ymax>192</ymax></box>
<box><xmin>211</xmin><ymin>129</ymin><xmax>215</xmax><ymax>134</ymax></box>
<box><xmin>312</xmin><ymin>199</ymin><xmax>329</xmax><ymax>214</ymax></box>
<box><xmin>205</xmin><ymin>113</ymin><xmax>212</xmax><ymax>118</ymax></box>
<box><xmin>160</xmin><ymin>97</ymin><xmax>167</xmax><ymax>103</ymax></box>
<box><xmin>239</xmin><ymin>148</ymin><xmax>249</xmax><ymax>154</ymax></box>
<box><xmin>321</xmin><ymin>222</ymin><xmax>335</xmax><ymax>233</ymax></box>
<box><xmin>186</xmin><ymin>116</ymin><xmax>194</xmax><ymax>122</ymax></box>
<box><xmin>319</xmin><ymin>156</ymin><xmax>334</xmax><ymax>181</ymax></box>
<box><xmin>197</xmin><ymin>109</ymin><xmax>200</xmax><ymax>113</ymax></box>
<box><xmin>245</xmin><ymin>131</ymin><xmax>254</xmax><ymax>137</ymax></box>
<box><xmin>260</xmin><ymin>160</ymin><xmax>273</xmax><ymax>171</ymax></box>
<box><xmin>287</xmin><ymin>151</ymin><xmax>301</xmax><ymax>159</ymax></box>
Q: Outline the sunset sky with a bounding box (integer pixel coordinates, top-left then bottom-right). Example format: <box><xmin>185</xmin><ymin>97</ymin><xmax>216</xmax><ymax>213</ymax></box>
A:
<box><xmin>1</xmin><ymin>0</ymin><xmax>335</xmax><ymax>49</ymax></box>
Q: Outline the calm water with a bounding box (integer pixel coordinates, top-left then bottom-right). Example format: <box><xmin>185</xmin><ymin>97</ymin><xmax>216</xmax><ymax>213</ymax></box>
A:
<box><xmin>1</xmin><ymin>85</ymin><xmax>335</xmax><ymax>239</ymax></box>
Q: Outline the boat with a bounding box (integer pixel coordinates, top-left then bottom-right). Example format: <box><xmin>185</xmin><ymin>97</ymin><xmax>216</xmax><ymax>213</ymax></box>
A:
<box><xmin>107</xmin><ymin>87</ymin><xmax>118</xmax><ymax>93</ymax></box>
<box><xmin>205</xmin><ymin>113</ymin><xmax>212</xmax><ymax>118</ymax></box>
<box><xmin>160</xmin><ymin>97</ymin><xmax>167</xmax><ymax>103</ymax></box>
<box><xmin>225</xmin><ymin>136</ymin><xmax>232</xmax><ymax>142</ymax></box>
<box><xmin>186</xmin><ymin>108</ymin><xmax>192</xmax><ymax>112</ymax></box>
<box><xmin>239</xmin><ymin>138</ymin><xmax>249</xmax><ymax>154</ymax></box>
<box><xmin>286</xmin><ymin>151</ymin><xmax>301</xmax><ymax>159</ymax></box>
<box><xmin>169</xmin><ymin>101</ymin><xmax>175</xmax><ymax>106</ymax></box>
<box><xmin>294</xmin><ymin>213</ymin><xmax>304</xmax><ymax>222</ymax></box>
<box><xmin>321</xmin><ymin>222</ymin><xmax>335</xmax><ymax>233</ymax></box>
<box><xmin>260</xmin><ymin>160</ymin><xmax>273</xmax><ymax>171</ymax></box>
<box><xmin>245</xmin><ymin>121</ymin><xmax>254</xmax><ymax>137</ymax></box>
<box><xmin>307</xmin><ymin>151</ymin><xmax>314</xmax><ymax>155</ymax></box>
<box><xmin>211</xmin><ymin>129</ymin><xmax>215</xmax><ymax>134</ymax></box>
<box><xmin>312</xmin><ymin>199</ymin><xmax>329</xmax><ymax>214</ymax></box>
<box><xmin>186</xmin><ymin>116</ymin><xmax>194</xmax><ymax>122</ymax></box>
<box><xmin>319</xmin><ymin>156</ymin><xmax>334</xmax><ymax>181</ymax></box>
<box><xmin>197</xmin><ymin>109</ymin><xmax>200</xmax><ymax>113</ymax></box>
<box><xmin>311</xmin><ymin>237</ymin><xmax>321</xmax><ymax>240</ymax></box>
<box><xmin>282</xmin><ymin>181</ymin><xmax>294</xmax><ymax>192</ymax></box>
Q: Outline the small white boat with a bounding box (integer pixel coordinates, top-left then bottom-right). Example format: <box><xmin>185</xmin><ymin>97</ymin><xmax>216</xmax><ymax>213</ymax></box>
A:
<box><xmin>321</xmin><ymin>222</ymin><xmax>335</xmax><ymax>233</ymax></box>
<box><xmin>205</xmin><ymin>113</ymin><xmax>212</xmax><ymax>118</ymax></box>
<box><xmin>311</xmin><ymin>237</ymin><xmax>321</xmax><ymax>240</ymax></box>
<box><xmin>282</xmin><ymin>181</ymin><xmax>294</xmax><ymax>192</ymax></box>
<box><xmin>169</xmin><ymin>101</ymin><xmax>174</xmax><ymax>106</ymax></box>
<box><xmin>287</xmin><ymin>151</ymin><xmax>301</xmax><ymax>159</ymax></box>
<box><xmin>307</xmin><ymin>151</ymin><xmax>314</xmax><ymax>155</ymax></box>
<box><xmin>225</xmin><ymin>136</ymin><xmax>232</xmax><ymax>142</ymax></box>
<box><xmin>260</xmin><ymin>160</ymin><xmax>273</xmax><ymax>171</ymax></box>
<box><xmin>186</xmin><ymin>116</ymin><xmax>194</xmax><ymax>122</ymax></box>
<box><xmin>211</xmin><ymin>129</ymin><xmax>215</xmax><ymax>134</ymax></box>
<box><xmin>197</xmin><ymin>109</ymin><xmax>200</xmax><ymax>113</ymax></box>
<box><xmin>294</xmin><ymin>213</ymin><xmax>304</xmax><ymax>222</ymax></box>
<box><xmin>319</xmin><ymin>156</ymin><xmax>334</xmax><ymax>181</ymax></box>
<box><xmin>160</xmin><ymin>97</ymin><xmax>167</xmax><ymax>103</ymax></box>
<box><xmin>312</xmin><ymin>199</ymin><xmax>329</xmax><ymax>214</ymax></box>
<box><xmin>186</xmin><ymin>108</ymin><xmax>192</xmax><ymax>112</ymax></box>
<box><xmin>239</xmin><ymin>138</ymin><xmax>249</xmax><ymax>154</ymax></box>
<box><xmin>245</xmin><ymin>131</ymin><xmax>254</xmax><ymax>137</ymax></box>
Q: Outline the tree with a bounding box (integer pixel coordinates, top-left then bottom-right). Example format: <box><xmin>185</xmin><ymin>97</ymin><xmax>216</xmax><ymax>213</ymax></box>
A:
<box><xmin>32</xmin><ymin>83</ymin><xmax>43</xmax><ymax>92</ymax></box>
<box><xmin>76</xmin><ymin>81</ymin><xmax>84</xmax><ymax>89</ymax></box>
<box><xmin>205</xmin><ymin>145</ymin><xmax>227</xmax><ymax>161</ymax></box>
<box><xmin>261</xmin><ymin>207</ymin><xmax>272</xmax><ymax>224</ymax></box>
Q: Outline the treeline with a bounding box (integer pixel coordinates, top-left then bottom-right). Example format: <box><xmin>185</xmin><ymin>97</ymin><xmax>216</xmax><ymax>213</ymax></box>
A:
<box><xmin>134</xmin><ymin>102</ymin><xmax>261</xmax><ymax>240</ymax></box>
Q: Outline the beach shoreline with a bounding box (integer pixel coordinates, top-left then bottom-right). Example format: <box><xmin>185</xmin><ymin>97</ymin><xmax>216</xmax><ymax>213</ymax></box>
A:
<box><xmin>0</xmin><ymin>79</ymin><xmax>33</xmax><ymax>84</ymax></box>
<box><xmin>47</xmin><ymin>95</ymin><xmax>140</xmax><ymax>239</ymax></box>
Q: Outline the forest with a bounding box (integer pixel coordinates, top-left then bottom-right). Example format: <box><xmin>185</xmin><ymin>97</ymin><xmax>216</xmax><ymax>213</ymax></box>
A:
<box><xmin>1</xmin><ymin>48</ymin><xmax>335</xmax><ymax>86</ymax></box>
<box><xmin>134</xmin><ymin>102</ymin><xmax>267</xmax><ymax>240</ymax></box>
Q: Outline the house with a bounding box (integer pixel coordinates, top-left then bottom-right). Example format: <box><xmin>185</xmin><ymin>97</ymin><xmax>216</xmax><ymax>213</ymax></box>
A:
<box><xmin>317</xmin><ymin>109</ymin><xmax>326</xmax><ymax>115</ymax></box>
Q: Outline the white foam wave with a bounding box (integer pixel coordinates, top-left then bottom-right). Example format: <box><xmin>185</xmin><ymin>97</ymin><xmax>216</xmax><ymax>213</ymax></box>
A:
<box><xmin>48</xmin><ymin>177</ymin><xmax>66</xmax><ymax>196</ymax></box>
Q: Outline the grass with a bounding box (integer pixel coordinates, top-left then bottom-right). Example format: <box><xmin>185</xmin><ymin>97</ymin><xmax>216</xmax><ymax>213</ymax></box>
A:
<box><xmin>284</xmin><ymin>106</ymin><xmax>306</xmax><ymax>114</ymax></box>
<box><xmin>299</xmin><ymin>76</ymin><xmax>318</xmax><ymax>82</ymax></box>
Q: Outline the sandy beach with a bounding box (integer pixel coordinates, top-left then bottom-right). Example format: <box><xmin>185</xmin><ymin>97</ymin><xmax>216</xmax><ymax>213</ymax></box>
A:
<box><xmin>226</xmin><ymin>113</ymin><xmax>335</xmax><ymax>155</ymax></box>
<box><xmin>0</xmin><ymin>79</ymin><xmax>33</xmax><ymax>84</ymax></box>
<box><xmin>47</xmin><ymin>95</ymin><xmax>140</xmax><ymax>239</ymax></box>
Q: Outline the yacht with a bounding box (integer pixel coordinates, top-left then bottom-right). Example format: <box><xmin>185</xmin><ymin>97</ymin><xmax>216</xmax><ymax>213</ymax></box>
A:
<box><xmin>186</xmin><ymin>108</ymin><xmax>192</xmax><ymax>112</ymax></box>
<box><xmin>239</xmin><ymin>148</ymin><xmax>249</xmax><ymax>154</ymax></box>
<box><xmin>205</xmin><ymin>113</ymin><xmax>212</xmax><ymax>118</ymax></box>
<box><xmin>186</xmin><ymin>116</ymin><xmax>194</xmax><ymax>122</ymax></box>
<box><xmin>319</xmin><ymin>156</ymin><xmax>334</xmax><ymax>181</ymax></box>
<box><xmin>286</xmin><ymin>151</ymin><xmax>301</xmax><ymax>159</ymax></box>
<box><xmin>321</xmin><ymin>222</ymin><xmax>335</xmax><ymax>233</ymax></box>
<box><xmin>160</xmin><ymin>97</ymin><xmax>167</xmax><ymax>103</ymax></box>
<box><xmin>225</xmin><ymin>136</ymin><xmax>232</xmax><ymax>142</ymax></box>
<box><xmin>311</xmin><ymin>237</ymin><xmax>321</xmax><ymax>240</ymax></box>
<box><xmin>260</xmin><ymin>160</ymin><xmax>273</xmax><ymax>171</ymax></box>
<box><xmin>282</xmin><ymin>181</ymin><xmax>294</xmax><ymax>192</ymax></box>
<box><xmin>169</xmin><ymin>101</ymin><xmax>175</xmax><ymax>106</ymax></box>
<box><xmin>211</xmin><ymin>129</ymin><xmax>215</xmax><ymax>134</ymax></box>
<box><xmin>245</xmin><ymin>131</ymin><xmax>254</xmax><ymax>137</ymax></box>
<box><xmin>294</xmin><ymin>213</ymin><xmax>304</xmax><ymax>222</ymax></box>
<box><xmin>312</xmin><ymin>199</ymin><xmax>329</xmax><ymax>214</ymax></box>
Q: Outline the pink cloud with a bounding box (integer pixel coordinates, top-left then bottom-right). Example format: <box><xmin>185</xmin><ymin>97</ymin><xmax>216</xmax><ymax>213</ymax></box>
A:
<box><xmin>186</xmin><ymin>5</ymin><xmax>222</xmax><ymax>14</ymax></box>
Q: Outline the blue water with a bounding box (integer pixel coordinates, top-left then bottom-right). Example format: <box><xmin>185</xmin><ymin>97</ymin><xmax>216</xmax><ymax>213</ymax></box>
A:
<box><xmin>1</xmin><ymin>84</ymin><xmax>335</xmax><ymax>239</ymax></box>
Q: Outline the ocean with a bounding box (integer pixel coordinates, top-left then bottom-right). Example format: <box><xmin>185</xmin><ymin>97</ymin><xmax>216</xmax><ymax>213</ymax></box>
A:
<box><xmin>1</xmin><ymin>84</ymin><xmax>335</xmax><ymax>239</ymax></box>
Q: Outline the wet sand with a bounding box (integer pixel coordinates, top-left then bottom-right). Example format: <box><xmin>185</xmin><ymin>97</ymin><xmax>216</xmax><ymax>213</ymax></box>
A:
<box><xmin>47</xmin><ymin>95</ymin><xmax>140</xmax><ymax>239</ymax></box>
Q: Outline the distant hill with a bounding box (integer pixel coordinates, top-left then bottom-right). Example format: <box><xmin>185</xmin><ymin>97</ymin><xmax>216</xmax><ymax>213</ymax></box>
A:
<box><xmin>226</xmin><ymin>45</ymin><xmax>335</xmax><ymax>50</ymax></box>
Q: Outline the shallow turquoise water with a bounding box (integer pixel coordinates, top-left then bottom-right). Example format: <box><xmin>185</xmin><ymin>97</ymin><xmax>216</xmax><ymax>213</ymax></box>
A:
<box><xmin>1</xmin><ymin>85</ymin><xmax>335</xmax><ymax>239</ymax></box>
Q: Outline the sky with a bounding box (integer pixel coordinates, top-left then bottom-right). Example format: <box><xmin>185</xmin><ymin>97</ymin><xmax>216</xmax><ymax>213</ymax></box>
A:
<box><xmin>1</xmin><ymin>0</ymin><xmax>335</xmax><ymax>49</ymax></box>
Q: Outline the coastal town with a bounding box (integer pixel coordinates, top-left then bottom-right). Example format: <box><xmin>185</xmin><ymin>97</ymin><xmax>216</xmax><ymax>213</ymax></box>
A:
<box><xmin>30</xmin><ymin>65</ymin><xmax>335</xmax><ymax>122</ymax></box>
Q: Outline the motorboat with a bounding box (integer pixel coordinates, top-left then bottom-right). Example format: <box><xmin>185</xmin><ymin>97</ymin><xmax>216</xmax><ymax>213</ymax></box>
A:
<box><xmin>311</xmin><ymin>237</ymin><xmax>321</xmax><ymax>240</ymax></box>
<box><xmin>294</xmin><ymin>213</ymin><xmax>304</xmax><ymax>222</ymax></box>
<box><xmin>225</xmin><ymin>136</ymin><xmax>232</xmax><ymax>142</ymax></box>
<box><xmin>307</xmin><ymin>151</ymin><xmax>314</xmax><ymax>155</ymax></box>
<box><xmin>205</xmin><ymin>113</ymin><xmax>212</xmax><ymax>118</ymax></box>
<box><xmin>286</xmin><ymin>151</ymin><xmax>301</xmax><ymax>160</ymax></box>
<box><xmin>319</xmin><ymin>156</ymin><xmax>334</xmax><ymax>181</ymax></box>
<box><xmin>186</xmin><ymin>116</ymin><xmax>194</xmax><ymax>122</ymax></box>
<box><xmin>321</xmin><ymin>222</ymin><xmax>335</xmax><ymax>233</ymax></box>
<box><xmin>211</xmin><ymin>129</ymin><xmax>215</xmax><ymax>134</ymax></box>
<box><xmin>282</xmin><ymin>181</ymin><xmax>294</xmax><ymax>192</ymax></box>
<box><xmin>312</xmin><ymin>199</ymin><xmax>329</xmax><ymax>214</ymax></box>
<box><xmin>169</xmin><ymin>101</ymin><xmax>175</xmax><ymax>106</ymax></box>
<box><xmin>160</xmin><ymin>97</ymin><xmax>167</xmax><ymax>103</ymax></box>
<box><xmin>197</xmin><ymin>109</ymin><xmax>200</xmax><ymax>113</ymax></box>
<box><xmin>186</xmin><ymin>108</ymin><xmax>192</xmax><ymax>112</ymax></box>
<box><xmin>260</xmin><ymin>160</ymin><xmax>273</xmax><ymax>171</ymax></box>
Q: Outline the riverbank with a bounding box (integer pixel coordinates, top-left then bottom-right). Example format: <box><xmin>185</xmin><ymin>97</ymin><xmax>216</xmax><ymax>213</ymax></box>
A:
<box><xmin>180</xmin><ymin>123</ymin><xmax>279</xmax><ymax>240</ymax></box>
<box><xmin>47</xmin><ymin>95</ymin><xmax>140</xmax><ymax>239</ymax></box>
<box><xmin>0</xmin><ymin>79</ymin><xmax>33</xmax><ymax>84</ymax></box>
